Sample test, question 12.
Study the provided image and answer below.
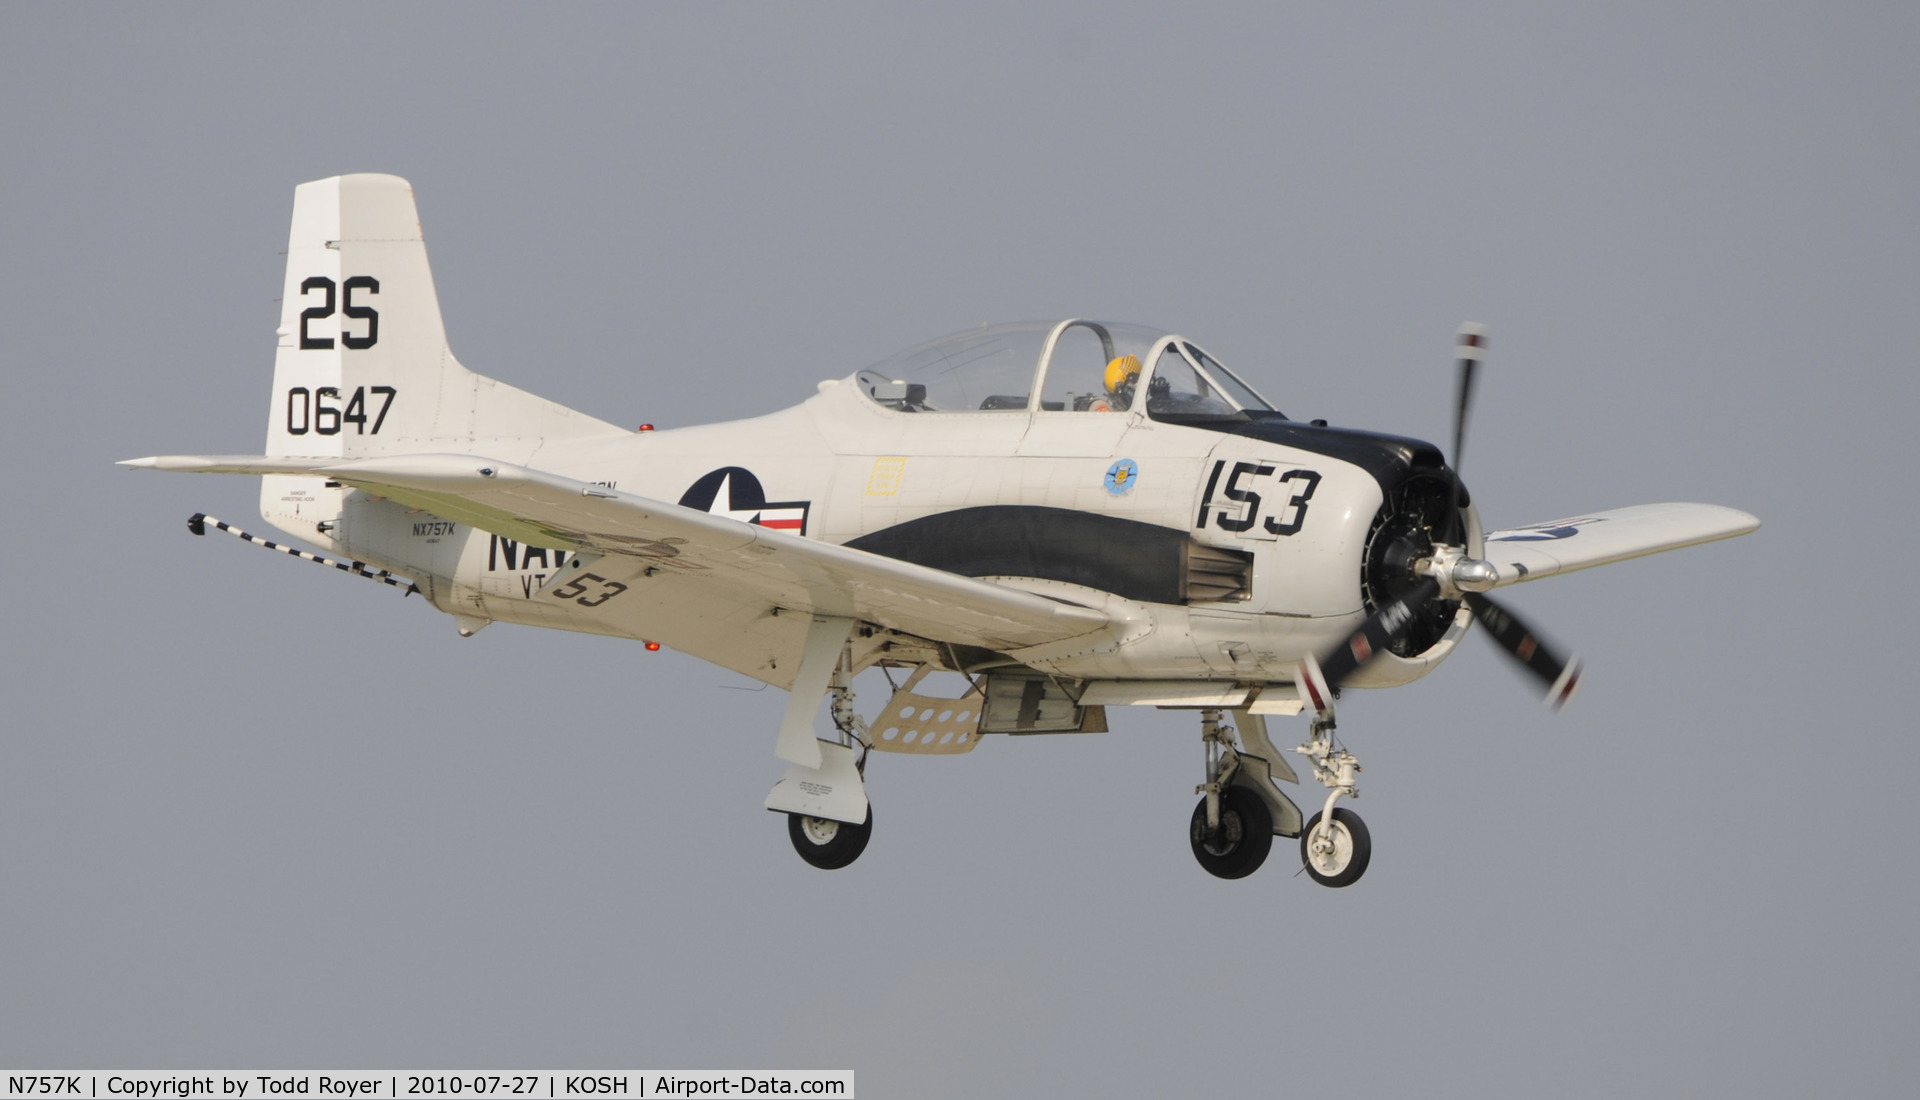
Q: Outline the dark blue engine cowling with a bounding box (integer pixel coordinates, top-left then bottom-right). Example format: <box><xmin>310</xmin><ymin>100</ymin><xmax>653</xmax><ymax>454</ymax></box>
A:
<box><xmin>1186</xmin><ymin>411</ymin><xmax>1448</xmax><ymax>494</ymax></box>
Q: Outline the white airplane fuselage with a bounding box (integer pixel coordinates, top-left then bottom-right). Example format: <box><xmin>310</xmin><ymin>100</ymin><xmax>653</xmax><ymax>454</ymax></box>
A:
<box><xmin>261</xmin><ymin>374</ymin><xmax>1475</xmax><ymax>691</ymax></box>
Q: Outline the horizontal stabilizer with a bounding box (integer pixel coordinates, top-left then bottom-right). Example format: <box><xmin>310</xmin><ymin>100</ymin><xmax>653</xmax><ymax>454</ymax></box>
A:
<box><xmin>121</xmin><ymin>455</ymin><xmax>357</xmax><ymax>474</ymax></box>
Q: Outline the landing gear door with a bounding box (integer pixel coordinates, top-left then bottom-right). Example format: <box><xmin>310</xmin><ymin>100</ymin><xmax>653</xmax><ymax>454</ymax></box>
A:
<box><xmin>980</xmin><ymin>672</ymin><xmax>1108</xmax><ymax>734</ymax></box>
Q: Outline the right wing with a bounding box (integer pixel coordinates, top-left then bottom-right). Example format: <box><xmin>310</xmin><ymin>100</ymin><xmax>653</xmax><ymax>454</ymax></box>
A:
<box><xmin>123</xmin><ymin>453</ymin><xmax>1113</xmax><ymax>682</ymax></box>
<box><xmin>1483</xmin><ymin>502</ymin><xmax>1759</xmax><ymax>587</ymax></box>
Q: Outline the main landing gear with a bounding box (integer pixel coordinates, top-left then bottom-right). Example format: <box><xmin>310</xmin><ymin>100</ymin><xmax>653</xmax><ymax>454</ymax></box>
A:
<box><xmin>1184</xmin><ymin>708</ymin><xmax>1373</xmax><ymax>886</ymax></box>
<box><xmin>782</xmin><ymin>663</ymin><xmax>873</xmax><ymax>869</ymax></box>
<box><xmin>766</xmin><ymin>617</ymin><xmax>877</xmax><ymax>870</ymax></box>
<box><xmin>1190</xmin><ymin>709</ymin><xmax>1275</xmax><ymax>879</ymax></box>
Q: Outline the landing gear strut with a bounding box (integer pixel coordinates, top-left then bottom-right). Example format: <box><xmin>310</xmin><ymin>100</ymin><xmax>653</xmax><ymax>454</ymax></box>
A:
<box><xmin>1188</xmin><ymin>709</ymin><xmax>1275</xmax><ymax>879</ymax></box>
<box><xmin>1295</xmin><ymin>716</ymin><xmax>1372</xmax><ymax>887</ymax></box>
<box><xmin>768</xmin><ymin>620</ymin><xmax>876</xmax><ymax>869</ymax></box>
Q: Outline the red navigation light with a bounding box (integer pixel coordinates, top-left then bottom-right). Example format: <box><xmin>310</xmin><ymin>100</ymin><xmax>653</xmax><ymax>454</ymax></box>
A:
<box><xmin>645</xmin><ymin>641</ymin><xmax>661</xmax><ymax>651</ymax></box>
<box><xmin>638</xmin><ymin>424</ymin><xmax>655</xmax><ymax>432</ymax></box>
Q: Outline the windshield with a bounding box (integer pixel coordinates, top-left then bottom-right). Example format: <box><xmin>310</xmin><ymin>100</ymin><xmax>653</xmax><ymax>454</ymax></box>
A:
<box><xmin>1144</xmin><ymin>343</ymin><xmax>1240</xmax><ymax>417</ymax></box>
<box><xmin>1142</xmin><ymin>341</ymin><xmax>1280</xmax><ymax>420</ymax></box>
<box><xmin>1183</xmin><ymin>342</ymin><xmax>1275</xmax><ymax>412</ymax></box>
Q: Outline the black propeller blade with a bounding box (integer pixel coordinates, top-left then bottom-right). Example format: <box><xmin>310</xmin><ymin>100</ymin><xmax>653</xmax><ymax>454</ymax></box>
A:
<box><xmin>1462</xmin><ymin>593</ymin><xmax>1583</xmax><ymax>709</ymax></box>
<box><xmin>1315</xmin><ymin>576</ymin><xmax>1442</xmax><ymax>688</ymax></box>
<box><xmin>1447</xmin><ymin>323</ymin><xmax>1484</xmax><ymax>545</ymax></box>
<box><xmin>1310</xmin><ymin>581</ymin><xmax>1583</xmax><ymax>712</ymax></box>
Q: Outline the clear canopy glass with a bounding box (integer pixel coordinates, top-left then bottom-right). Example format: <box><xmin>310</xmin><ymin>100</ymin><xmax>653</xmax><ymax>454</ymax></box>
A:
<box><xmin>855</xmin><ymin>322</ymin><xmax>1053</xmax><ymax>412</ymax></box>
<box><xmin>852</xmin><ymin>320</ymin><xmax>1277</xmax><ymax>417</ymax></box>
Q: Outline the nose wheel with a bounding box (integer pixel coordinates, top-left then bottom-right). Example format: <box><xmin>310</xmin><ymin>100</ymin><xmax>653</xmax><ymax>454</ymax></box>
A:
<box><xmin>1300</xmin><ymin>806</ymin><xmax>1370</xmax><ymax>887</ymax></box>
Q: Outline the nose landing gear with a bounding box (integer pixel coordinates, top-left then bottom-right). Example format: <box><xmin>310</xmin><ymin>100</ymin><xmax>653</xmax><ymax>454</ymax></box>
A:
<box><xmin>1295</xmin><ymin>717</ymin><xmax>1372</xmax><ymax>887</ymax></box>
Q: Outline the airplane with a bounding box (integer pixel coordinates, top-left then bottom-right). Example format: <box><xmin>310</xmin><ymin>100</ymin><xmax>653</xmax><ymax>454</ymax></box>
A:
<box><xmin>123</xmin><ymin>173</ymin><xmax>1759</xmax><ymax>885</ymax></box>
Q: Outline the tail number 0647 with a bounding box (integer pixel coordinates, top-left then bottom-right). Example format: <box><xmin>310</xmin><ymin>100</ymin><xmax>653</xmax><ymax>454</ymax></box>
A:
<box><xmin>286</xmin><ymin>385</ymin><xmax>397</xmax><ymax>436</ymax></box>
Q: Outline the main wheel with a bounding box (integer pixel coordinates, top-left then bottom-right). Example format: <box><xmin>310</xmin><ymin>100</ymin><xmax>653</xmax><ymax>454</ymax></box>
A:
<box><xmin>788</xmin><ymin>807</ymin><xmax>872</xmax><ymax>870</ymax></box>
<box><xmin>1299</xmin><ymin>807</ymin><xmax>1371</xmax><ymax>887</ymax></box>
<box><xmin>1189</xmin><ymin>786</ymin><xmax>1273</xmax><ymax>879</ymax></box>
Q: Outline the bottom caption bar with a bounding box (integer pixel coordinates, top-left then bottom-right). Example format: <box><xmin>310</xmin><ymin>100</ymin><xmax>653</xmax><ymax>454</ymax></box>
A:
<box><xmin>1</xmin><ymin>1075</ymin><xmax>853</xmax><ymax>1100</ymax></box>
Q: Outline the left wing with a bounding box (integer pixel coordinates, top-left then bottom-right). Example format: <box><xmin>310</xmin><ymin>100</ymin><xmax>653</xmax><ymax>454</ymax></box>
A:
<box><xmin>122</xmin><ymin>453</ymin><xmax>1114</xmax><ymax>673</ymax></box>
<box><xmin>1483</xmin><ymin>502</ymin><xmax>1758</xmax><ymax>587</ymax></box>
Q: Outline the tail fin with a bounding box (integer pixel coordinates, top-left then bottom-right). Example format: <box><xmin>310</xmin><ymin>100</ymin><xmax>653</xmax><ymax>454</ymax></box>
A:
<box><xmin>265</xmin><ymin>174</ymin><xmax>625</xmax><ymax>461</ymax></box>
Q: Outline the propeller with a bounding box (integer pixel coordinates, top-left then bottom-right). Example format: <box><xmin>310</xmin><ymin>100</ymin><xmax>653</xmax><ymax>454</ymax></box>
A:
<box><xmin>1305</xmin><ymin>324</ymin><xmax>1582</xmax><ymax>715</ymax></box>
<box><xmin>1447</xmin><ymin>323</ymin><xmax>1482</xmax><ymax>546</ymax></box>
<box><xmin>1462</xmin><ymin>592</ymin><xmax>1582</xmax><ymax>708</ymax></box>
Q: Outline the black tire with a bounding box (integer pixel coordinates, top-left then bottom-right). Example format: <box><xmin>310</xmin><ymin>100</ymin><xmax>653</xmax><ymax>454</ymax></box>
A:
<box><xmin>788</xmin><ymin>807</ymin><xmax>872</xmax><ymax>870</ymax></box>
<box><xmin>1188</xmin><ymin>786</ymin><xmax>1274</xmax><ymax>880</ymax></box>
<box><xmin>1299</xmin><ymin>807</ymin><xmax>1371</xmax><ymax>888</ymax></box>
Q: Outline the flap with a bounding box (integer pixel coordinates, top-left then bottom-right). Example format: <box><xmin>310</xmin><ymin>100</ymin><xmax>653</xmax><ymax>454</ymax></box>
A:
<box><xmin>1484</xmin><ymin>502</ymin><xmax>1759</xmax><ymax>587</ymax></box>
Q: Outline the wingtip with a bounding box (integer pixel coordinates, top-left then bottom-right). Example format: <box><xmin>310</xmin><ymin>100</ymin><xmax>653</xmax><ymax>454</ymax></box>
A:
<box><xmin>118</xmin><ymin>457</ymin><xmax>159</xmax><ymax>468</ymax></box>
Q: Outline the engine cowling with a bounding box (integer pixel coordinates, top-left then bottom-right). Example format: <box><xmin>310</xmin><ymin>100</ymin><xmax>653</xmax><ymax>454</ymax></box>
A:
<box><xmin>1361</xmin><ymin>471</ymin><xmax>1469</xmax><ymax>658</ymax></box>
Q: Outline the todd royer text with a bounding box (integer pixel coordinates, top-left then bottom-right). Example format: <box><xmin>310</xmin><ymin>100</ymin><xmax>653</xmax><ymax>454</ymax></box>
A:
<box><xmin>93</xmin><ymin>1079</ymin><xmax>384</xmax><ymax>1099</ymax></box>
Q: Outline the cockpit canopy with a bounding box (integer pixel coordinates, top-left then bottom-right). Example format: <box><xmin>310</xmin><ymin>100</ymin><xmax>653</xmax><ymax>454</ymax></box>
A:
<box><xmin>853</xmin><ymin>320</ymin><xmax>1279</xmax><ymax>420</ymax></box>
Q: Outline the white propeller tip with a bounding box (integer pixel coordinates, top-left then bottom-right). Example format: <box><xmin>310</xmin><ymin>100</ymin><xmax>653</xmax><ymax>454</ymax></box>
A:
<box><xmin>1455</xmin><ymin>323</ymin><xmax>1488</xmax><ymax>360</ymax></box>
<box><xmin>1546</xmin><ymin>658</ymin><xmax>1584</xmax><ymax>711</ymax></box>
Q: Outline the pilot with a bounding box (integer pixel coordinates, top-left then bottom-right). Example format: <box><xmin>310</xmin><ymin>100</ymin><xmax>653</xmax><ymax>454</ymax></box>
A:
<box><xmin>1091</xmin><ymin>354</ymin><xmax>1140</xmax><ymax>412</ymax></box>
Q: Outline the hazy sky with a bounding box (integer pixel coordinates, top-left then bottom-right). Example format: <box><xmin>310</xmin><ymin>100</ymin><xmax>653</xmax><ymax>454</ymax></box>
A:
<box><xmin>4</xmin><ymin>4</ymin><xmax>1917</xmax><ymax>1096</ymax></box>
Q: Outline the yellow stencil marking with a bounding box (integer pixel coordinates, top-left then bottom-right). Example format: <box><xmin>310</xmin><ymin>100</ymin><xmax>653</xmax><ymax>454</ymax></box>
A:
<box><xmin>867</xmin><ymin>456</ymin><xmax>907</xmax><ymax>496</ymax></box>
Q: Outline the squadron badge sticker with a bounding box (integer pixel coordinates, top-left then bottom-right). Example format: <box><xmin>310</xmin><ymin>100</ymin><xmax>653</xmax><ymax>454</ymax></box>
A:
<box><xmin>1104</xmin><ymin>458</ymin><xmax>1138</xmax><ymax>496</ymax></box>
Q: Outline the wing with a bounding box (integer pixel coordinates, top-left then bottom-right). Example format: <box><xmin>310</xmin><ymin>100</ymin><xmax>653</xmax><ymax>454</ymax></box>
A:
<box><xmin>122</xmin><ymin>453</ymin><xmax>1112</xmax><ymax>672</ymax></box>
<box><xmin>1482</xmin><ymin>502</ymin><xmax>1758</xmax><ymax>587</ymax></box>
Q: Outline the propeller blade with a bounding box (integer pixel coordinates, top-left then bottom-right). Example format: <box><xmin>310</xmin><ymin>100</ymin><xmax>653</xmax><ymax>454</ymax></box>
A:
<box><xmin>1448</xmin><ymin>323</ymin><xmax>1485</xmax><ymax>544</ymax></box>
<box><xmin>1316</xmin><ymin>576</ymin><xmax>1442</xmax><ymax>688</ymax></box>
<box><xmin>1452</xmin><ymin>323</ymin><xmax>1483</xmax><ymax>473</ymax></box>
<box><xmin>1463</xmin><ymin>592</ymin><xmax>1583</xmax><ymax>709</ymax></box>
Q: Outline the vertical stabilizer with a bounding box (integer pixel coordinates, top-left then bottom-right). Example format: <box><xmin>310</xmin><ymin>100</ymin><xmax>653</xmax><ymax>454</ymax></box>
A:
<box><xmin>264</xmin><ymin>174</ymin><xmax>625</xmax><ymax>462</ymax></box>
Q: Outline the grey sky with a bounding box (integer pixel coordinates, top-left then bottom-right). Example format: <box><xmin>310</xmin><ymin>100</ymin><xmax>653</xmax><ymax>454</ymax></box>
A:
<box><xmin>3</xmin><ymin>4</ymin><xmax>1916</xmax><ymax>1095</ymax></box>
